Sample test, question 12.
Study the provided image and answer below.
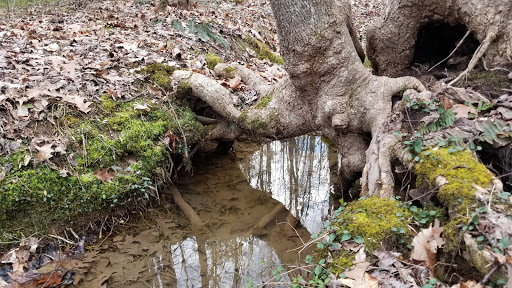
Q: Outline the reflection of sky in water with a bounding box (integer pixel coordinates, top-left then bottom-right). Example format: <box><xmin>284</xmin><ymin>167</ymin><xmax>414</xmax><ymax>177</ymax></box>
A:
<box><xmin>240</xmin><ymin>135</ymin><xmax>332</xmax><ymax>234</ymax></box>
<box><xmin>169</xmin><ymin>236</ymin><xmax>286</xmax><ymax>288</ymax></box>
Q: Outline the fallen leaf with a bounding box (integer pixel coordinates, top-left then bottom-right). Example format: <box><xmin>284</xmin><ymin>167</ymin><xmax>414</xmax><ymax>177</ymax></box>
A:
<box><xmin>93</xmin><ymin>169</ymin><xmax>117</xmax><ymax>182</ymax></box>
<box><xmin>164</xmin><ymin>130</ymin><xmax>179</xmax><ymax>152</ymax></box>
<box><xmin>63</xmin><ymin>95</ymin><xmax>92</xmax><ymax>113</ymax></box>
<box><xmin>59</xmin><ymin>169</ymin><xmax>69</xmax><ymax>177</ymax></box>
<box><xmin>451</xmin><ymin>104</ymin><xmax>477</xmax><ymax>119</ymax></box>
<box><xmin>35</xmin><ymin>143</ymin><xmax>54</xmax><ymax>161</ymax></box>
<box><xmin>441</xmin><ymin>97</ymin><xmax>454</xmax><ymax>110</ymax></box>
<box><xmin>229</xmin><ymin>75</ymin><xmax>242</xmax><ymax>90</ymax></box>
<box><xmin>344</xmin><ymin>262</ymin><xmax>375</xmax><ymax>288</ymax></box>
<box><xmin>36</xmin><ymin>270</ymin><xmax>64</xmax><ymax>287</ymax></box>
<box><xmin>133</xmin><ymin>103</ymin><xmax>150</xmax><ymax>111</ymax></box>
<box><xmin>354</xmin><ymin>246</ymin><xmax>366</xmax><ymax>263</ymax></box>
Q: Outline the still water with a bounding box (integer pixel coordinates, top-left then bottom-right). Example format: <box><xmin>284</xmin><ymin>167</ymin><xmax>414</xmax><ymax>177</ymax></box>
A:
<box><xmin>74</xmin><ymin>135</ymin><xmax>339</xmax><ymax>287</ymax></box>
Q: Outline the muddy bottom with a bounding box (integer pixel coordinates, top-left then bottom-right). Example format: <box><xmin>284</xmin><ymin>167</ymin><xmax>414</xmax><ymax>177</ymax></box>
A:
<box><xmin>73</xmin><ymin>135</ymin><xmax>338</xmax><ymax>287</ymax></box>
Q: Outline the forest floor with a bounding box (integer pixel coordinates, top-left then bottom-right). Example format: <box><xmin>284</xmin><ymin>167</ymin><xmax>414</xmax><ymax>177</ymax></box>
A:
<box><xmin>1</xmin><ymin>0</ymin><xmax>512</xmax><ymax>287</ymax></box>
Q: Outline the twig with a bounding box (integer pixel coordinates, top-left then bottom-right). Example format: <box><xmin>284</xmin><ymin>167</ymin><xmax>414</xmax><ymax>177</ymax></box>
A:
<box><xmin>277</xmin><ymin>220</ymin><xmax>306</xmax><ymax>246</ymax></box>
<box><xmin>449</xmin><ymin>30</ymin><xmax>498</xmax><ymax>86</ymax></box>
<box><xmin>428</xmin><ymin>30</ymin><xmax>471</xmax><ymax>72</ymax></box>
<box><xmin>481</xmin><ymin>263</ymin><xmax>502</xmax><ymax>284</ymax></box>
<box><xmin>48</xmin><ymin>234</ymin><xmax>75</xmax><ymax>245</ymax></box>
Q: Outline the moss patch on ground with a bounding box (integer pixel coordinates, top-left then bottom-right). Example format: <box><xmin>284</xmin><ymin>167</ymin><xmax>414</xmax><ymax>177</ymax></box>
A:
<box><xmin>0</xmin><ymin>65</ymin><xmax>204</xmax><ymax>243</ymax></box>
<box><xmin>242</xmin><ymin>36</ymin><xmax>284</xmax><ymax>64</ymax></box>
<box><xmin>319</xmin><ymin>197</ymin><xmax>440</xmax><ymax>277</ymax></box>
<box><xmin>205</xmin><ymin>53</ymin><xmax>222</xmax><ymax>70</ymax></box>
<box><xmin>138</xmin><ymin>63</ymin><xmax>178</xmax><ymax>91</ymax></box>
<box><xmin>333</xmin><ymin>197</ymin><xmax>414</xmax><ymax>253</ymax></box>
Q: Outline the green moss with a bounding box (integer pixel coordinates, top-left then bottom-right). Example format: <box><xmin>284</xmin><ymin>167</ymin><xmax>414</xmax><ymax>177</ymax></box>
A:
<box><xmin>255</xmin><ymin>90</ymin><xmax>274</xmax><ymax>109</ymax></box>
<box><xmin>138</xmin><ymin>63</ymin><xmax>177</xmax><ymax>91</ymax></box>
<box><xmin>206</xmin><ymin>53</ymin><xmax>222</xmax><ymax>70</ymax></box>
<box><xmin>416</xmin><ymin>148</ymin><xmax>494</xmax><ymax>251</ymax></box>
<box><xmin>244</xmin><ymin>37</ymin><xmax>284</xmax><ymax>64</ymax></box>
<box><xmin>334</xmin><ymin>197</ymin><xmax>414</xmax><ymax>253</ymax></box>
<box><xmin>416</xmin><ymin>148</ymin><xmax>493</xmax><ymax>213</ymax></box>
<box><xmin>328</xmin><ymin>253</ymin><xmax>355</xmax><ymax>276</ymax></box>
<box><xmin>0</xmin><ymin>95</ymin><xmax>204</xmax><ymax>243</ymax></box>
<box><xmin>101</xmin><ymin>94</ymin><xmax>118</xmax><ymax>113</ymax></box>
<box><xmin>223</xmin><ymin>66</ymin><xmax>237</xmax><ymax>78</ymax></box>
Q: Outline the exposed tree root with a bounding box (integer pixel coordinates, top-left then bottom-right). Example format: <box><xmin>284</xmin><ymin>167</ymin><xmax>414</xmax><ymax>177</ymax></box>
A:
<box><xmin>449</xmin><ymin>30</ymin><xmax>499</xmax><ymax>86</ymax></box>
<box><xmin>166</xmin><ymin>184</ymin><xmax>205</xmax><ymax>232</ymax></box>
<box><xmin>244</xmin><ymin>203</ymin><xmax>286</xmax><ymax>237</ymax></box>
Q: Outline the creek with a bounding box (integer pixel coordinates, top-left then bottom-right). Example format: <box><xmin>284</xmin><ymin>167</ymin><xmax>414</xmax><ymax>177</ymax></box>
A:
<box><xmin>74</xmin><ymin>135</ymin><xmax>340</xmax><ymax>287</ymax></box>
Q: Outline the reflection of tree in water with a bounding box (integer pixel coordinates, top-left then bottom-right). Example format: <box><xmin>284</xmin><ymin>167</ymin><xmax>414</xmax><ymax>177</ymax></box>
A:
<box><xmin>170</xmin><ymin>236</ymin><xmax>286</xmax><ymax>288</ymax></box>
<box><xmin>241</xmin><ymin>135</ymin><xmax>333</xmax><ymax>233</ymax></box>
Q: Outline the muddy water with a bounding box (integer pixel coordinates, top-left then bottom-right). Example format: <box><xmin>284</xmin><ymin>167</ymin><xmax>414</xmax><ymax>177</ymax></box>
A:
<box><xmin>73</xmin><ymin>135</ymin><xmax>339</xmax><ymax>288</ymax></box>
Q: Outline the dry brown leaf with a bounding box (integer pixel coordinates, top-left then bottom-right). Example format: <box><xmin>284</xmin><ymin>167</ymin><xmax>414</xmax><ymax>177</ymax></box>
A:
<box><xmin>164</xmin><ymin>130</ymin><xmax>179</xmax><ymax>152</ymax></box>
<box><xmin>343</xmin><ymin>262</ymin><xmax>379</xmax><ymax>288</ymax></box>
<box><xmin>35</xmin><ymin>143</ymin><xmax>54</xmax><ymax>161</ymax></box>
<box><xmin>451</xmin><ymin>104</ymin><xmax>477</xmax><ymax>119</ymax></box>
<box><xmin>63</xmin><ymin>95</ymin><xmax>92</xmax><ymax>113</ymax></box>
<box><xmin>411</xmin><ymin>226</ymin><xmax>432</xmax><ymax>262</ymax></box>
<box><xmin>36</xmin><ymin>270</ymin><xmax>64</xmax><ymax>287</ymax></box>
<box><xmin>441</xmin><ymin>97</ymin><xmax>454</xmax><ymax>110</ymax></box>
<box><xmin>93</xmin><ymin>169</ymin><xmax>117</xmax><ymax>183</ymax></box>
<box><xmin>229</xmin><ymin>75</ymin><xmax>242</xmax><ymax>90</ymax></box>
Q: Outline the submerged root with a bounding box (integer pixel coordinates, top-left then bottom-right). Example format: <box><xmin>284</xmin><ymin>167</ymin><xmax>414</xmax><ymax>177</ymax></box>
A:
<box><xmin>166</xmin><ymin>184</ymin><xmax>205</xmax><ymax>232</ymax></box>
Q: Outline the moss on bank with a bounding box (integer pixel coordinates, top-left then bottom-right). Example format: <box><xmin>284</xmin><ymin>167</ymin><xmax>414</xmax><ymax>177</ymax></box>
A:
<box><xmin>0</xmin><ymin>65</ymin><xmax>204</xmax><ymax>242</ymax></box>
<box><xmin>138</xmin><ymin>63</ymin><xmax>178</xmax><ymax>91</ymax></box>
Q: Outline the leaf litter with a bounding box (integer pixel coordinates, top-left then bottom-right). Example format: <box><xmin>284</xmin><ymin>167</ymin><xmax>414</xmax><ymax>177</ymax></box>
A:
<box><xmin>1</xmin><ymin>0</ymin><xmax>511</xmax><ymax>287</ymax></box>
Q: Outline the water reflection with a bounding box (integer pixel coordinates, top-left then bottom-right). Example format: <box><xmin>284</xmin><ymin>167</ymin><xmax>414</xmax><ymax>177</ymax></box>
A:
<box><xmin>75</xmin><ymin>136</ymin><xmax>338</xmax><ymax>288</ymax></box>
<box><xmin>240</xmin><ymin>135</ymin><xmax>334</xmax><ymax>233</ymax></box>
<box><xmin>169</xmin><ymin>236</ymin><xmax>287</xmax><ymax>288</ymax></box>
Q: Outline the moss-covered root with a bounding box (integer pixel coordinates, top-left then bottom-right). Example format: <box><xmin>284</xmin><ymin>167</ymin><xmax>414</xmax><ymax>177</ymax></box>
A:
<box><xmin>415</xmin><ymin>148</ymin><xmax>500</xmax><ymax>254</ymax></box>
<box><xmin>416</xmin><ymin>148</ymin><xmax>495</xmax><ymax>213</ymax></box>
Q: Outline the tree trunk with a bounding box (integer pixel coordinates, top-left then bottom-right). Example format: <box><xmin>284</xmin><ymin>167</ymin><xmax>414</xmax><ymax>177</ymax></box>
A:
<box><xmin>172</xmin><ymin>0</ymin><xmax>510</xmax><ymax>196</ymax></box>
<box><xmin>173</xmin><ymin>0</ymin><xmax>424</xmax><ymax>195</ymax></box>
<box><xmin>367</xmin><ymin>0</ymin><xmax>512</xmax><ymax>77</ymax></box>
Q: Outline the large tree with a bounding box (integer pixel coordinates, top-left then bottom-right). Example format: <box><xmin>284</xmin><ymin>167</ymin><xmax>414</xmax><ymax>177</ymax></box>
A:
<box><xmin>172</xmin><ymin>0</ymin><xmax>511</xmax><ymax>196</ymax></box>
